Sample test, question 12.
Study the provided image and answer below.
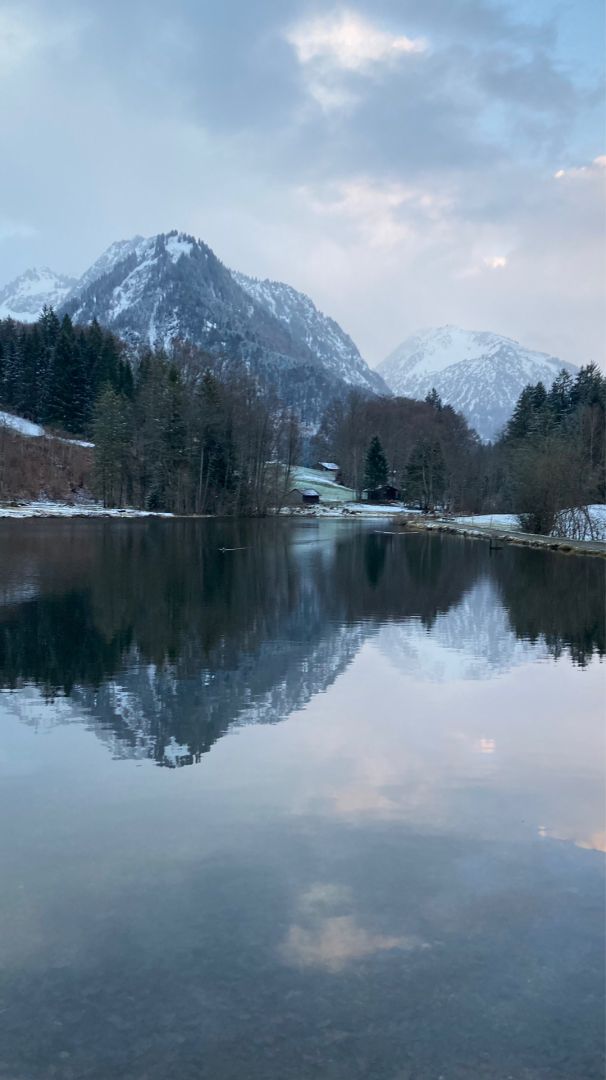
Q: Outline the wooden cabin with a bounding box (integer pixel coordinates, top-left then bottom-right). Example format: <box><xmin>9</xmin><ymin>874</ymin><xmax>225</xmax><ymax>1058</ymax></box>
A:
<box><xmin>317</xmin><ymin>462</ymin><xmax>341</xmax><ymax>481</ymax></box>
<box><xmin>288</xmin><ymin>487</ymin><xmax>321</xmax><ymax>506</ymax></box>
<box><xmin>364</xmin><ymin>484</ymin><xmax>401</xmax><ymax>503</ymax></box>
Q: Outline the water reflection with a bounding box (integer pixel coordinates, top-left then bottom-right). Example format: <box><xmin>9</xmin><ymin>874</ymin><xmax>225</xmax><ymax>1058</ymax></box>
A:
<box><xmin>0</xmin><ymin>520</ymin><xmax>604</xmax><ymax>1080</ymax></box>
<box><xmin>0</xmin><ymin>520</ymin><xmax>603</xmax><ymax>768</ymax></box>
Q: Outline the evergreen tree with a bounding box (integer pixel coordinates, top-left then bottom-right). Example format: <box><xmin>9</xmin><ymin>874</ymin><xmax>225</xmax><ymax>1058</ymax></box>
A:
<box><xmin>504</xmin><ymin>385</ymin><xmax>535</xmax><ymax>442</ymax></box>
<box><xmin>1</xmin><ymin>337</ymin><xmax>23</xmax><ymax>412</ymax></box>
<box><xmin>18</xmin><ymin>325</ymin><xmax>43</xmax><ymax>419</ymax></box>
<box><xmin>364</xmin><ymin>435</ymin><xmax>388</xmax><ymax>495</ymax></box>
<box><xmin>93</xmin><ymin>387</ymin><xmax>132</xmax><ymax>507</ymax></box>
<box><xmin>425</xmin><ymin>387</ymin><xmax>443</xmax><ymax>410</ymax></box>
<box><xmin>47</xmin><ymin>315</ymin><xmax>87</xmax><ymax>432</ymax></box>
<box><xmin>546</xmin><ymin>369</ymin><xmax>574</xmax><ymax>425</ymax></box>
<box><xmin>572</xmin><ymin>363</ymin><xmax>604</xmax><ymax>408</ymax></box>
<box><xmin>36</xmin><ymin>306</ymin><xmax>61</xmax><ymax>423</ymax></box>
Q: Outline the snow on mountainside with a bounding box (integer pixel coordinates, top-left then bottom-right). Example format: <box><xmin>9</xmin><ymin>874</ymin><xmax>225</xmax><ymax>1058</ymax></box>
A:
<box><xmin>72</xmin><ymin>236</ymin><xmax>145</xmax><ymax>296</ymax></box>
<box><xmin>378</xmin><ymin>326</ymin><xmax>578</xmax><ymax>441</ymax></box>
<box><xmin>0</xmin><ymin>233</ymin><xmax>386</xmax><ymax>427</ymax></box>
<box><xmin>232</xmin><ymin>272</ymin><xmax>387</xmax><ymax>395</ymax></box>
<box><xmin>0</xmin><ymin>267</ymin><xmax>77</xmax><ymax>322</ymax></box>
<box><xmin>56</xmin><ymin>230</ymin><xmax>386</xmax><ymax>427</ymax></box>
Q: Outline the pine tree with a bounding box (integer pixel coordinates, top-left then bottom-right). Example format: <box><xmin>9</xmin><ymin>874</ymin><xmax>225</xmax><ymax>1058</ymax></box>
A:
<box><xmin>425</xmin><ymin>387</ymin><xmax>443</xmax><ymax>410</ymax></box>
<box><xmin>572</xmin><ymin>363</ymin><xmax>605</xmax><ymax>409</ymax></box>
<box><xmin>93</xmin><ymin>387</ymin><xmax>132</xmax><ymax>507</ymax></box>
<box><xmin>47</xmin><ymin>315</ymin><xmax>87</xmax><ymax>433</ymax></box>
<box><xmin>504</xmin><ymin>385</ymin><xmax>538</xmax><ymax>442</ymax></box>
<box><xmin>546</xmin><ymin>369</ymin><xmax>574</xmax><ymax>426</ymax></box>
<box><xmin>364</xmin><ymin>435</ymin><xmax>388</xmax><ymax>495</ymax></box>
<box><xmin>162</xmin><ymin>365</ymin><xmax>187</xmax><ymax>511</ymax></box>
<box><xmin>1</xmin><ymin>337</ymin><xmax>23</xmax><ymax>412</ymax></box>
<box><xmin>36</xmin><ymin>306</ymin><xmax>61</xmax><ymax>423</ymax></box>
<box><xmin>18</xmin><ymin>325</ymin><xmax>43</xmax><ymax>419</ymax></box>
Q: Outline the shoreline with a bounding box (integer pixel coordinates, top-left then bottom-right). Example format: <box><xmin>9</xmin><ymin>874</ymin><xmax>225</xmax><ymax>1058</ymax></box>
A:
<box><xmin>0</xmin><ymin>502</ymin><xmax>210</xmax><ymax>521</ymax></box>
<box><xmin>397</xmin><ymin>516</ymin><xmax>606</xmax><ymax>559</ymax></box>
<box><xmin>1</xmin><ymin>500</ymin><xmax>605</xmax><ymax>557</ymax></box>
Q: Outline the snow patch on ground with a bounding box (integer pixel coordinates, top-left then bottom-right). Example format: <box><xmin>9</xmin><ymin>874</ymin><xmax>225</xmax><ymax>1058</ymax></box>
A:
<box><xmin>58</xmin><ymin>437</ymin><xmax>95</xmax><ymax>449</ymax></box>
<box><xmin>282</xmin><ymin>502</ymin><xmax>418</xmax><ymax>519</ymax></box>
<box><xmin>0</xmin><ymin>501</ymin><xmax>173</xmax><ymax>519</ymax></box>
<box><xmin>0</xmin><ymin>410</ymin><xmax>45</xmax><ymax>437</ymax></box>
<box><xmin>455</xmin><ymin>506</ymin><xmax>606</xmax><ymax>540</ymax></box>
<box><xmin>0</xmin><ymin>409</ymin><xmax>94</xmax><ymax>448</ymax></box>
<box><xmin>454</xmin><ymin>513</ymin><xmax>519</xmax><ymax>529</ymax></box>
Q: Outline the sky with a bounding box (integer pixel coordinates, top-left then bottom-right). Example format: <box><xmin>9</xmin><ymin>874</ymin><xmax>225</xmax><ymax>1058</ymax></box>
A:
<box><xmin>0</xmin><ymin>0</ymin><xmax>604</xmax><ymax>367</ymax></box>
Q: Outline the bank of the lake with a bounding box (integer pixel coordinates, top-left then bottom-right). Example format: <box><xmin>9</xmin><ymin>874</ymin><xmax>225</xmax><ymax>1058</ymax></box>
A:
<box><xmin>400</xmin><ymin>515</ymin><xmax>606</xmax><ymax>559</ymax></box>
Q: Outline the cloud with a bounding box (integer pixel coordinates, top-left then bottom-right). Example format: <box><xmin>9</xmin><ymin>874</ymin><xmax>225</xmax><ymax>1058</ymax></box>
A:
<box><xmin>279</xmin><ymin>883</ymin><xmax>427</xmax><ymax>972</ymax></box>
<box><xmin>0</xmin><ymin>5</ymin><xmax>83</xmax><ymax>77</ymax></box>
<box><xmin>0</xmin><ymin>9</ymin><xmax>37</xmax><ymax>75</ymax></box>
<box><xmin>285</xmin><ymin>10</ymin><xmax>426</xmax><ymax>112</ymax></box>
<box><xmin>0</xmin><ymin>219</ymin><xmax>37</xmax><ymax>243</ymax></box>
<box><xmin>483</xmin><ymin>255</ymin><xmax>508</xmax><ymax>269</ymax></box>
<box><xmin>554</xmin><ymin>154</ymin><xmax>606</xmax><ymax>179</ymax></box>
<box><xmin>0</xmin><ymin>0</ymin><xmax>601</xmax><ymax>370</ymax></box>
<box><xmin>286</xmin><ymin>10</ymin><xmax>426</xmax><ymax>73</ymax></box>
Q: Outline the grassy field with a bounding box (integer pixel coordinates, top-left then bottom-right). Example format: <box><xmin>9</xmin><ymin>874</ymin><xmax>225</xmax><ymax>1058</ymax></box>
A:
<box><xmin>290</xmin><ymin>466</ymin><xmax>356</xmax><ymax>503</ymax></box>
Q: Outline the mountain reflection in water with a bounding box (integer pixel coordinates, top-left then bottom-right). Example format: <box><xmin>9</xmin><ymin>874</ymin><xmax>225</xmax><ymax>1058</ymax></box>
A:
<box><xmin>0</xmin><ymin>519</ymin><xmax>603</xmax><ymax>767</ymax></box>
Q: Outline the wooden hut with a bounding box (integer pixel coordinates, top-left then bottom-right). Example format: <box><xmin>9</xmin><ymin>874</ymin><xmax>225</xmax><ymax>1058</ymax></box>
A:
<box><xmin>317</xmin><ymin>462</ymin><xmax>341</xmax><ymax>481</ymax></box>
<box><xmin>288</xmin><ymin>487</ymin><xmax>321</xmax><ymax>506</ymax></box>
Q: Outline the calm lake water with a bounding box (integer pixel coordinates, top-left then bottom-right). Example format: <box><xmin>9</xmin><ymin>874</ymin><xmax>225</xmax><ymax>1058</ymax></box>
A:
<box><xmin>0</xmin><ymin>519</ymin><xmax>604</xmax><ymax>1080</ymax></box>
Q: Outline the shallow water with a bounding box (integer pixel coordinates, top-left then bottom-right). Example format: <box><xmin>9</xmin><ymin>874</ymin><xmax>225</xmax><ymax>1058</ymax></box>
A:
<box><xmin>0</xmin><ymin>519</ymin><xmax>604</xmax><ymax>1079</ymax></box>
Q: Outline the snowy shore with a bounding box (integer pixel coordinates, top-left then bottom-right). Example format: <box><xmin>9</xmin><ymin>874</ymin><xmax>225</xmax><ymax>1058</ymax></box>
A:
<box><xmin>0</xmin><ymin>501</ymin><xmax>174</xmax><ymax>520</ymax></box>
<box><xmin>0</xmin><ymin>500</ymin><xmax>604</xmax><ymax>557</ymax></box>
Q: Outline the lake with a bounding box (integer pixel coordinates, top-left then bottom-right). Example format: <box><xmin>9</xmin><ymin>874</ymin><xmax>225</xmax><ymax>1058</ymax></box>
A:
<box><xmin>0</xmin><ymin>519</ymin><xmax>604</xmax><ymax>1080</ymax></box>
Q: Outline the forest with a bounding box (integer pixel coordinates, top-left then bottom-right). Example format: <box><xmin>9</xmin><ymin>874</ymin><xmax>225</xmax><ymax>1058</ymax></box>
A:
<box><xmin>0</xmin><ymin>308</ymin><xmax>604</xmax><ymax>530</ymax></box>
<box><xmin>313</xmin><ymin>366</ymin><xmax>605</xmax><ymax>534</ymax></box>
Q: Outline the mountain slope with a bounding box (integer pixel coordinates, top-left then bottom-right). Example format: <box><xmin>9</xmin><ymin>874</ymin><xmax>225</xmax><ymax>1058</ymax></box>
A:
<box><xmin>0</xmin><ymin>267</ymin><xmax>77</xmax><ymax>322</ymax></box>
<box><xmin>378</xmin><ymin>326</ymin><xmax>577</xmax><ymax>440</ymax></box>
<box><xmin>56</xmin><ymin>230</ymin><xmax>385</xmax><ymax>427</ymax></box>
<box><xmin>232</xmin><ymin>272</ymin><xmax>387</xmax><ymax>395</ymax></box>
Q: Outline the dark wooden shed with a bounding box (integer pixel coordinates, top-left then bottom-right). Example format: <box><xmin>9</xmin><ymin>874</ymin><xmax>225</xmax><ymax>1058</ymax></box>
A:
<box><xmin>288</xmin><ymin>487</ymin><xmax>321</xmax><ymax>506</ymax></box>
<box><xmin>365</xmin><ymin>484</ymin><xmax>401</xmax><ymax>503</ymax></box>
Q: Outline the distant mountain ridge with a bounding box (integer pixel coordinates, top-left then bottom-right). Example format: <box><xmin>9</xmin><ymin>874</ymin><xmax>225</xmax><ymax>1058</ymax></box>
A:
<box><xmin>0</xmin><ymin>245</ymin><xmax>580</xmax><ymax>437</ymax></box>
<box><xmin>0</xmin><ymin>267</ymin><xmax>77</xmax><ymax>322</ymax></box>
<box><xmin>377</xmin><ymin>325</ymin><xmax>577</xmax><ymax>440</ymax></box>
<box><xmin>232</xmin><ymin>271</ymin><xmax>386</xmax><ymax>394</ymax></box>
<box><xmin>0</xmin><ymin>231</ymin><xmax>386</xmax><ymax>429</ymax></box>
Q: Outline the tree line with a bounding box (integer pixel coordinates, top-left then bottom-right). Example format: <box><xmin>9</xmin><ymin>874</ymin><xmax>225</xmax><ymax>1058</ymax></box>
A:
<box><xmin>313</xmin><ymin>388</ymin><xmax>482</xmax><ymax>511</ymax></box>
<box><xmin>0</xmin><ymin>311</ymin><xmax>300</xmax><ymax>514</ymax></box>
<box><xmin>0</xmin><ymin>309</ymin><xmax>132</xmax><ymax>434</ymax></box>
<box><xmin>314</xmin><ymin>364</ymin><xmax>605</xmax><ymax>533</ymax></box>
<box><xmin>497</xmin><ymin>365</ymin><xmax>605</xmax><ymax>535</ymax></box>
<box><xmin>0</xmin><ymin>308</ymin><xmax>604</xmax><ymax>529</ymax></box>
<box><xmin>93</xmin><ymin>350</ymin><xmax>300</xmax><ymax>514</ymax></box>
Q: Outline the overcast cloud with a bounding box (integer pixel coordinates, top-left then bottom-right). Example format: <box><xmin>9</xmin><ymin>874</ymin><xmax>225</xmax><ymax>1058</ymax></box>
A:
<box><xmin>0</xmin><ymin>0</ymin><xmax>603</xmax><ymax>365</ymax></box>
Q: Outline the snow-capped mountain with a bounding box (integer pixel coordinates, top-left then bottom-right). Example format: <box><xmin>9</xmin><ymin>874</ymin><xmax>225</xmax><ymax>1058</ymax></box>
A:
<box><xmin>378</xmin><ymin>326</ymin><xmax>577</xmax><ymax>441</ymax></box>
<box><xmin>54</xmin><ymin>230</ymin><xmax>385</xmax><ymax>426</ymax></box>
<box><xmin>232</xmin><ymin>272</ymin><xmax>387</xmax><ymax>395</ymax></box>
<box><xmin>72</xmin><ymin>236</ymin><xmax>144</xmax><ymax>296</ymax></box>
<box><xmin>0</xmin><ymin>267</ymin><xmax>77</xmax><ymax>322</ymax></box>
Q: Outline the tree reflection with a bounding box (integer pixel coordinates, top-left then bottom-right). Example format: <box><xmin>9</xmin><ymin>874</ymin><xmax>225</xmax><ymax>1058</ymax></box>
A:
<box><xmin>492</xmin><ymin>546</ymin><xmax>605</xmax><ymax>667</ymax></box>
<box><xmin>0</xmin><ymin>521</ymin><xmax>602</xmax><ymax>765</ymax></box>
